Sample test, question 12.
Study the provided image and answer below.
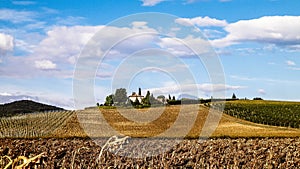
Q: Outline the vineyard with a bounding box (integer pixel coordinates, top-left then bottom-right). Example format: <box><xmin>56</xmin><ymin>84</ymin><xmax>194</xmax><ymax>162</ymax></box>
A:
<box><xmin>0</xmin><ymin>110</ymin><xmax>74</xmax><ymax>138</ymax></box>
<box><xmin>216</xmin><ymin>100</ymin><xmax>300</xmax><ymax>128</ymax></box>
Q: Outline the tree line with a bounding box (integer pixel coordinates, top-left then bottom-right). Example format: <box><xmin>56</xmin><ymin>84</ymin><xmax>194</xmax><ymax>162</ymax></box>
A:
<box><xmin>98</xmin><ymin>89</ymin><xmax>261</xmax><ymax>108</ymax></box>
<box><xmin>101</xmin><ymin>88</ymin><xmax>177</xmax><ymax>108</ymax></box>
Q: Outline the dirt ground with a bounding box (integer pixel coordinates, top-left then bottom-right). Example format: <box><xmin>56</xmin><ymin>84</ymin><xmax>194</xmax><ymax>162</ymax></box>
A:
<box><xmin>1</xmin><ymin>137</ymin><xmax>300</xmax><ymax>168</ymax></box>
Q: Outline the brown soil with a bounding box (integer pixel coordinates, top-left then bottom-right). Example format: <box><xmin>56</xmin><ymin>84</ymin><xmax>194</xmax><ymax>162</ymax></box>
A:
<box><xmin>1</xmin><ymin>137</ymin><xmax>300</xmax><ymax>168</ymax></box>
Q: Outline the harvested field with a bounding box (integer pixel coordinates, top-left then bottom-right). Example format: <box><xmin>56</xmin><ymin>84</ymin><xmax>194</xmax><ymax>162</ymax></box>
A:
<box><xmin>1</xmin><ymin>137</ymin><xmax>300</xmax><ymax>168</ymax></box>
<box><xmin>1</xmin><ymin>104</ymin><xmax>300</xmax><ymax>139</ymax></box>
<box><xmin>0</xmin><ymin>111</ymin><xmax>74</xmax><ymax>138</ymax></box>
<box><xmin>51</xmin><ymin>105</ymin><xmax>300</xmax><ymax>138</ymax></box>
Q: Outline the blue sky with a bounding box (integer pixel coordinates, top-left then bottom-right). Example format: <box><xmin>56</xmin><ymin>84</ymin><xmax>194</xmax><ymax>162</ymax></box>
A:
<box><xmin>0</xmin><ymin>0</ymin><xmax>300</xmax><ymax>109</ymax></box>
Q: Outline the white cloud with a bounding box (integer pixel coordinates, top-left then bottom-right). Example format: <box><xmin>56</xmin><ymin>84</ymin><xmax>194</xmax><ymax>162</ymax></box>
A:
<box><xmin>0</xmin><ymin>92</ymin><xmax>12</xmax><ymax>96</ymax></box>
<box><xmin>34</xmin><ymin>60</ymin><xmax>57</xmax><ymax>70</ymax></box>
<box><xmin>158</xmin><ymin>37</ymin><xmax>194</xmax><ymax>56</ymax></box>
<box><xmin>12</xmin><ymin>1</ymin><xmax>36</xmax><ymax>5</ymax></box>
<box><xmin>158</xmin><ymin>35</ymin><xmax>211</xmax><ymax>56</ymax></box>
<box><xmin>185</xmin><ymin>0</ymin><xmax>231</xmax><ymax>3</ymax></box>
<box><xmin>258</xmin><ymin>89</ymin><xmax>266</xmax><ymax>95</ymax></box>
<box><xmin>15</xmin><ymin>39</ymin><xmax>37</xmax><ymax>53</ymax></box>
<box><xmin>41</xmin><ymin>7</ymin><xmax>59</xmax><ymax>14</ymax></box>
<box><xmin>131</xmin><ymin>21</ymin><xmax>148</xmax><ymax>28</ymax></box>
<box><xmin>202</xmin><ymin>29</ymin><xmax>225</xmax><ymax>39</ymax></box>
<box><xmin>175</xmin><ymin>16</ymin><xmax>228</xmax><ymax>27</ymax></box>
<box><xmin>0</xmin><ymin>33</ymin><xmax>14</xmax><ymax>52</ymax></box>
<box><xmin>288</xmin><ymin>67</ymin><xmax>300</xmax><ymax>71</ymax></box>
<box><xmin>0</xmin><ymin>23</ymin><xmax>159</xmax><ymax>78</ymax></box>
<box><xmin>0</xmin><ymin>9</ymin><xmax>36</xmax><ymax>23</ymax></box>
<box><xmin>33</xmin><ymin>25</ymin><xmax>102</xmax><ymax>64</ymax></box>
<box><xmin>55</xmin><ymin>16</ymin><xmax>86</xmax><ymax>26</ymax></box>
<box><xmin>212</xmin><ymin>16</ymin><xmax>300</xmax><ymax>48</ymax></box>
<box><xmin>286</xmin><ymin>60</ymin><xmax>296</xmax><ymax>66</ymax></box>
<box><xmin>24</xmin><ymin>21</ymin><xmax>47</xmax><ymax>30</ymax></box>
<box><xmin>0</xmin><ymin>92</ymin><xmax>74</xmax><ymax>109</ymax></box>
<box><xmin>199</xmin><ymin>83</ymin><xmax>245</xmax><ymax>92</ymax></box>
<box><xmin>287</xmin><ymin>45</ymin><xmax>300</xmax><ymax>51</ymax></box>
<box><xmin>34</xmin><ymin>24</ymin><xmax>157</xmax><ymax>63</ymax></box>
<box><xmin>141</xmin><ymin>0</ymin><xmax>166</xmax><ymax>6</ymax></box>
<box><xmin>147</xmin><ymin>83</ymin><xmax>245</xmax><ymax>96</ymax></box>
<box><xmin>0</xmin><ymin>94</ymin><xmax>38</xmax><ymax>104</ymax></box>
<box><xmin>230</xmin><ymin>75</ymin><xmax>299</xmax><ymax>84</ymax></box>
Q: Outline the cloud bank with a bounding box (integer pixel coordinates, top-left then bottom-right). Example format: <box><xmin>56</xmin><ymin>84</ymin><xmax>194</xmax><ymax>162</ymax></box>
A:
<box><xmin>212</xmin><ymin>16</ymin><xmax>300</xmax><ymax>49</ymax></box>
<box><xmin>175</xmin><ymin>16</ymin><xmax>228</xmax><ymax>27</ymax></box>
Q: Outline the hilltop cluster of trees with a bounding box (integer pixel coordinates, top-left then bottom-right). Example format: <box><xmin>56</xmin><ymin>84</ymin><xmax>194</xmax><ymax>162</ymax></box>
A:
<box><xmin>101</xmin><ymin>88</ymin><xmax>177</xmax><ymax>108</ymax></box>
<box><xmin>98</xmin><ymin>89</ymin><xmax>263</xmax><ymax>108</ymax></box>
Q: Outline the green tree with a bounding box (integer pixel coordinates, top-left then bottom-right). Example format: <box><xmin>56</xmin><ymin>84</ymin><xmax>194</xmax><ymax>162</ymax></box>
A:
<box><xmin>104</xmin><ymin>94</ymin><xmax>114</xmax><ymax>106</ymax></box>
<box><xmin>146</xmin><ymin>91</ymin><xmax>150</xmax><ymax>98</ymax></box>
<box><xmin>232</xmin><ymin>93</ymin><xmax>237</xmax><ymax>99</ymax></box>
<box><xmin>142</xmin><ymin>91</ymin><xmax>151</xmax><ymax>106</ymax></box>
<box><xmin>114</xmin><ymin>88</ymin><xmax>127</xmax><ymax>105</ymax></box>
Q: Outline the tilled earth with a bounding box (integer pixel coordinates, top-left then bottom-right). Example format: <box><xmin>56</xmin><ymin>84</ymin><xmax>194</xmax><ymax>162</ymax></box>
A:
<box><xmin>1</xmin><ymin>137</ymin><xmax>300</xmax><ymax>168</ymax></box>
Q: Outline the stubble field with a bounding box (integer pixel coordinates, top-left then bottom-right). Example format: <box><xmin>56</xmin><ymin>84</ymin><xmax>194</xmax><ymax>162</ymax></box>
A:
<box><xmin>51</xmin><ymin>104</ymin><xmax>300</xmax><ymax>138</ymax></box>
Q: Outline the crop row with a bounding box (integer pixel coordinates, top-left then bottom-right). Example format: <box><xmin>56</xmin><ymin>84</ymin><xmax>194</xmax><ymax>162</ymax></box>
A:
<box><xmin>0</xmin><ymin>111</ymin><xmax>74</xmax><ymax>138</ymax></box>
<box><xmin>213</xmin><ymin>101</ymin><xmax>300</xmax><ymax>128</ymax></box>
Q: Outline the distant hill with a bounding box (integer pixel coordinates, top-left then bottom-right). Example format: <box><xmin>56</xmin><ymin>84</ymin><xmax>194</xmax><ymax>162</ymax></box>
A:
<box><xmin>0</xmin><ymin>100</ymin><xmax>64</xmax><ymax>117</ymax></box>
<box><xmin>177</xmin><ymin>94</ymin><xmax>198</xmax><ymax>100</ymax></box>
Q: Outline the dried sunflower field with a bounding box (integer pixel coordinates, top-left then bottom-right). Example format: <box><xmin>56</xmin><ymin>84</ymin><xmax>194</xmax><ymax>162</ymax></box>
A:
<box><xmin>1</xmin><ymin>137</ymin><xmax>300</xmax><ymax>168</ymax></box>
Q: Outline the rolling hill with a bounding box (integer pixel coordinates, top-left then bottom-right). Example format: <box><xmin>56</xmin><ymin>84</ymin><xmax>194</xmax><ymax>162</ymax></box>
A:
<box><xmin>0</xmin><ymin>100</ymin><xmax>64</xmax><ymax>117</ymax></box>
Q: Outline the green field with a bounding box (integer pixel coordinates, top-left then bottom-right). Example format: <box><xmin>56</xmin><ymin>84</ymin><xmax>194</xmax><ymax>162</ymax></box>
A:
<box><xmin>217</xmin><ymin>100</ymin><xmax>300</xmax><ymax>128</ymax></box>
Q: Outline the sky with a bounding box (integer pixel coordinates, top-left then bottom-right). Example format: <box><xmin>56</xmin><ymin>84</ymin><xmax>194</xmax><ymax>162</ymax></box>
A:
<box><xmin>0</xmin><ymin>0</ymin><xmax>300</xmax><ymax>109</ymax></box>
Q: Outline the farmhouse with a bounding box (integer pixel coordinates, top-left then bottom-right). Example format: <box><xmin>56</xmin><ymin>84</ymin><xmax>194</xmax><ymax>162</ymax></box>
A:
<box><xmin>128</xmin><ymin>92</ymin><xmax>144</xmax><ymax>103</ymax></box>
